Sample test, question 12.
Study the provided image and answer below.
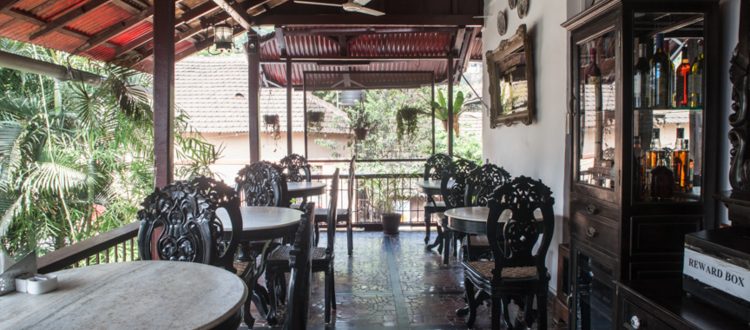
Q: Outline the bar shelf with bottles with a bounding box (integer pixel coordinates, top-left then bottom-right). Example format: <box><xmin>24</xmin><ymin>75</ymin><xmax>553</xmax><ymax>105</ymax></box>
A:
<box><xmin>632</xmin><ymin>14</ymin><xmax>705</xmax><ymax>204</ymax></box>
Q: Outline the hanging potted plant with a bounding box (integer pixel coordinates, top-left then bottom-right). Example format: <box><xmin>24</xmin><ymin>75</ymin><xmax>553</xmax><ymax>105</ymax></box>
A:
<box><xmin>263</xmin><ymin>114</ymin><xmax>280</xmax><ymax>126</ymax></box>
<box><xmin>346</xmin><ymin>104</ymin><xmax>374</xmax><ymax>140</ymax></box>
<box><xmin>396</xmin><ymin>106</ymin><xmax>427</xmax><ymax>141</ymax></box>
<box><xmin>307</xmin><ymin>111</ymin><xmax>325</xmax><ymax>123</ymax></box>
<box><xmin>432</xmin><ymin>90</ymin><xmax>469</xmax><ymax>137</ymax></box>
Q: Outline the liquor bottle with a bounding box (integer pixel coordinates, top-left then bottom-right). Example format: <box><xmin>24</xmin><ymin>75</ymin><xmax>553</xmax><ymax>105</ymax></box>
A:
<box><xmin>646</xmin><ymin>128</ymin><xmax>662</xmax><ymax>170</ymax></box>
<box><xmin>634</xmin><ymin>43</ymin><xmax>650</xmax><ymax>109</ymax></box>
<box><xmin>688</xmin><ymin>159</ymin><xmax>695</xmax><ymax>191</ymax></box>
<box><xmin>672</xmin><ymin>128</ymin><xmax>689</xmax><ymax>192</ymax></box>
<box><xmin>650</xmin><ymin>34</ymin><xmax>671</xmax><ymax>109</ymax></box>
<box><xmin>676</xmin><ymin>47</ymin><xmax>691</xmax><ymax>107</ymax></box>
<box><xmin>690</xmin><ymin>41</ymin><xmax>704</xmax><ymax>108</ymax></box>
<box><xmin>634</xmin><ymin>136</ymin><xmax>648</xmax><ymax>200</ymax></box>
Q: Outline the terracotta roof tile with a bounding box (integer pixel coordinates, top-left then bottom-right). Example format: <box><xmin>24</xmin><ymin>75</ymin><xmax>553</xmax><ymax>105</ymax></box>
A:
<box><xmin>175</xmin><ymin>55</ymin><xmax>349</xmax><ymax>134</ymax></box>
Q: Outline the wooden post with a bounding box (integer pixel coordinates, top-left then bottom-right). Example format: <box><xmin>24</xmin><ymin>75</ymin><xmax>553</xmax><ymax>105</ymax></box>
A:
<box><xmin>447</xmin><ymin>53</ymin><xmax>454</xmax><ymax>156</ymax></box>
<box><xmin>153</xmin><ymin>0</ymin><xmax>175</xmax><ymax>188</ymax></box>
<box><xmin>286</xmin><ymin>56</ymin><xmax>293</xmax><ymax>155</ymax></box>
<box><xmin>246</xmin><ymin>32</ymin><xmax>261</xmax><ymax>163</ymax></box>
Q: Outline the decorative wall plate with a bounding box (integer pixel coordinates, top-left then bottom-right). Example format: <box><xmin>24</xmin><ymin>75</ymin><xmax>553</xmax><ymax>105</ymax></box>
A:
<box><xmin>509</xmin><ymin>0</ymin><xmax>517</xmax><ymax>10</ymax></box>
<box><xmin>517</xmin><ymin>0</ymin><xmax>529</xmax><ymax>18</ymax></box>
<box><xmin>497</xmin><ymin>9</ymin><xmax>508</xmax><ymax>36</ymax></box>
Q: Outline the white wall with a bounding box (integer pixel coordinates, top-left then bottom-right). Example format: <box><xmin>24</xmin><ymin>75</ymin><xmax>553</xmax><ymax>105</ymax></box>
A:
<box><xmin>482</xmin><ymin>0</ymin><xmax>569</xmax><ymax>291</ymax></box>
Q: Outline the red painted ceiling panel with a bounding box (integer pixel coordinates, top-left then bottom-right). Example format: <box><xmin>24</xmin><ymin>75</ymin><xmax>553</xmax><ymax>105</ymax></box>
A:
<box><xmin>110</xmin><ymin>21</ymin><xmax>152</xmax><ymax>45</ymax></box>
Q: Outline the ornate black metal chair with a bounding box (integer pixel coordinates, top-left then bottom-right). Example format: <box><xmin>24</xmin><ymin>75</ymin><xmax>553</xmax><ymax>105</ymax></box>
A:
<box><xmin>279</xmin><ymin>153</ymin><xmax>312</xmax><ymax>183</ymax></box>
<box><xmin>462</xmin><ymin>176</ymin><xmax>554</xmax><ymax>330</ymax></box>
<box><xmin>268</xmin><ymin>169</ymin><xmax>339</xmax><ymax>324</ymax></box>
<box><xmin>463</xmin><ymin>163</ymin><xmax>512</xmax><ymax>261</ymax></box>
<box><xmin>315</xmin><ymin>157</ymin><xmax>355</xmax><ymax>255</ymax></box>
<box><xmin>136</xmin><ymin>176</ymin><xmax>243</xmax><ymax>328</ymax></box>
<box><xmin>235</xmin><ymin>161</ymin><xmax>289</xmax><ymax>207</ymax></box>
<box><xmin>423</xmin><ymin>153</ymin><xmax>452</xmax><ymax>249</ymax></box>
<box><xmin>438</xmin><ymin>158</ymin><xmax>477</xmax><ymax>264</ymax></box>
<box><xmin>282</xmin><ymin>201</ymin><xmax>314</xmax><ymax>330</ymax></box>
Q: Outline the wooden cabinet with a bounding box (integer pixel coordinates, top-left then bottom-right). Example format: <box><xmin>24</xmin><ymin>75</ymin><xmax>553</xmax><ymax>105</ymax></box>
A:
<box><xmin>562</xmin><ymin>0</ymin><xmax>721</xmax><ymax>328</ymax></box>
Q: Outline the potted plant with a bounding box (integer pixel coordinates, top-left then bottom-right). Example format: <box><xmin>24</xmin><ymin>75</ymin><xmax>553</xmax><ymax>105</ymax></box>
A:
<box><xmin>369</xmin><ymin>178</ymin><xmax>402</xmax><ymax>235</ymax></box>
<box><xmin>432</xmin><ymin>90</ymin><xmax>472</xmax><ymax>137</ymax></box>
<box><xmin>346</xmin><ymin>104</ymin><xmax>374</xmax><ymax>140</ymax></box>
<box><xmin>263</xmin><ymin>114</ymin><xmax>281</xmax><ymax>141</ymax></box>
<box><xmin>263</xmin><ymin>114</ymin><xmax>279</xmax><ymax>126</ymax></box>
<box><xmin>396</xmin><ymin>106</ymin><xmax>427</xmax><ymax>141</ymax></box>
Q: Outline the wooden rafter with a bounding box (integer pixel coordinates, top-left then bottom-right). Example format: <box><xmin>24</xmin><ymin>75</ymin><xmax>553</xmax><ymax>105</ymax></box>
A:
<box><xmin>30</xmin><ymin>0</ymin><xmax>112</xmax><ymax>41</ymax></box>
<box><xmin>113</xmin><ymin>4</ymin><xmax>223</xmax><ymax>59</ymax></box>
<box><xmin>453</xmin><ymin>27</ymin><xmax>475</xmax><ymax>83</ymax></box>
<box><xmin>0</xmin><ymin>0</ymin><xmax>20</xmax><ymax>11</ymax></box>
<box><xmin>111</xmin><ymin>0</ymin><xmax>141</xmax><ymax>14</ymax></box>
<box><xmin>251</xmin><ymin>14</ymin><xmax>483</xmax><ymax>26</ymax></box>
<box><xmin>210</xmin><ymin>0</ymin><xmax>252</xmax><ymax>30</ymax></box>
<box><xmin>74</xmin><ymin>7</ymin><xmax>154</xmax><ymax>54</ymax></box>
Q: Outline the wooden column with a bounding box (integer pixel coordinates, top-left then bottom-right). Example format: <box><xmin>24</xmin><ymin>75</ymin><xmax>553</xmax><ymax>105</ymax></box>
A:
<box><xmin>153</xmin><ymin>0</ymin><xmax>175</xmax><ymax>188</ymax></box>
<box><xmin>286</xmin><ymin>57</ymin><xmax>293</xmax><ymax>155</ymax></box>
<box><xmin>447</xmin><ymin>53</ymin><xmax>454</xmax><ymax>156</ymax></box>
<box><xmin>246</xmin><ymin>32</ymin><xmax>261</xmax><ymax>163</ymax></box>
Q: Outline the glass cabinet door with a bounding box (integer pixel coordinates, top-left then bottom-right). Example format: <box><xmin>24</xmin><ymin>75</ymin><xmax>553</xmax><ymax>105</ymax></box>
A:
<box><xmin>577</xmin><ymin>31</ymin><xmax>618</xmax><ymax>190</ymax></box>
<box><xmin>631</xmin><ymin>12</ymin><xmax>705</xmax><ymax>203</ymax></box>
<box><xmin>574</xmin><ymin>250</ymin><xmax>614</xmax><ymax>330</ymax></box>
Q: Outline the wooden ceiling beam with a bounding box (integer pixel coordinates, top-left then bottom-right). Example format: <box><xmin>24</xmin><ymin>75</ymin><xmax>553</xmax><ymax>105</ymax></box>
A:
<box><xmin>453</xmin><ymin>27</ymin><xmax>476</xmax><ymax>83</ymax></box>
<box><xmin>251</xmin><ymin>14</ymin><xmax>483</xmax><ymax>27</ymax></box>
<box><xmin>2</xmin><ymin>8</ymin><xmax>115</xmax><ymax>48</ymax></box>
<box><xmin>111</xmin><ymin>0</ymin><xmax>141</xmax><ymax>14</ymax></box>
<box><xmin>0</xmin><ymin>0</ymin><xmax>20</xmax><ymax>11</ymax></box>
<box><xmin>113</xmin><ymin>5</ymin><xmax>224</xmax><ymax>59</ymax></box>
<box><xmin>74</xmin><ymin>7</ymin><xmax>154</xmax><ymax>54</ymax></box>
<box><xmin>30</xmin><ymin>0</ymin><xmax>112</xmax><ymax>41</ymax></box>
<box><xmin>284</xmin><ymin>26</ymin><xmax>457</xmax><ymax>36</ymax></box>
<box><xmin>210</xmin><ymin>0</ymin><xmax>252</xmax><ymax>30</ymax></box>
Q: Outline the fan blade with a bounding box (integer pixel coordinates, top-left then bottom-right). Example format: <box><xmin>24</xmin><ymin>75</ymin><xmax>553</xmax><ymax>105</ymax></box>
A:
<box><xmin>294</xmin><ymin>0</ymin><xmax>343</xmax><ymax>7</ymax></box>
<box><xmin>343</xmin><ymin>3</ymin><xmax>385</xmax><ymax>16</ymax></box>
<box><xmin>353</xmin><ymin>0</ymin><xmax>372</xmax><ymax>5</ymax></box>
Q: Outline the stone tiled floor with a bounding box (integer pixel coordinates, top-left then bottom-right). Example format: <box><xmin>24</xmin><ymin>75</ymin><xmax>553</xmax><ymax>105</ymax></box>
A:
<box><xmin>246</xmin><ymin>230</ymin><xmax>562</xmax><ymax>329</ymax></box>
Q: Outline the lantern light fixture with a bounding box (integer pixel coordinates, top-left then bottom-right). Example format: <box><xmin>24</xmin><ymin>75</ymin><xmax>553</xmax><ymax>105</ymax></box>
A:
<box><xmin>211</xmin><ymin>23</ymin><xmax>234</xmax><ymax>54</ymax></box>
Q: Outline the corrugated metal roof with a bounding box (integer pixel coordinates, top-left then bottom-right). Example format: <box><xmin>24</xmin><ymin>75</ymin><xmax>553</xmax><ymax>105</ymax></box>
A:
<box><xmin>0</xmin><ymin>0</ymin><xmax>481</xmax><ymax>85</ymax></box>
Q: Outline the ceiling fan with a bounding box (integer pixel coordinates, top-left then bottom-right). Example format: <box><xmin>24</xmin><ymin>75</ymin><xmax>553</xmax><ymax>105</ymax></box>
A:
<box><xmin>294</xmin><ymin>0</ymin><xmax>385</xmax><ymax>16</ymax></box>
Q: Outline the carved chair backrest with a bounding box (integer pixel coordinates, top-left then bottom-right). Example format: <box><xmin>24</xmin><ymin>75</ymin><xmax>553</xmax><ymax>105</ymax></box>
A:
<box><xmin>466</xmin><ymin>163</ymin><xmax>512</xmax><ymax>207</ymax></box>
<box><xmin>326</xmin><ymin>169</ymin><xmax>340</xmax><ymax>255</ymax></box>
<box><xmin>137</xmin><ymin>177</ymin><xmax>242</xmax><ymax>271</ymax></box>
<box><xmin>486</xmin><ymin>176</ymin><xmax>554</xmax><ymax>278</ymax></box>
<box><xmin>235</xmin><ymin>161</ymin><xmax>289</xmax><ymax>207</ymax></box>
<box><xmin>440</xmin><ymin>158</ymin><xmax>478</xmax><ymax>209</ymax></box>
<box><xmin>279</xmin><ymin>153</ymin><xmax>312</xmax><ymax>182</ymax></box>
<box><xmin>283</xmin><ymin>203</ymin><xmax>314</xmax><ymax>330</ymax></box>
<box><xmin>423</xmin><ymin>153</ymin><xmax>452</xmax><ymax>180</ymax></box>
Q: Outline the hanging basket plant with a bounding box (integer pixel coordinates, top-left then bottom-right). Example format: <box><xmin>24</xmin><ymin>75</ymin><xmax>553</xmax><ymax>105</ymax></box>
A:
<box><xmin>263</xmin><ymin>114</ymin><xmax>281</xmax><ymax>140</ymax></box>
<box><xmin>346</xmin><ymin>104</ymin><xmax>374</xmax><ymax>141</ymax></box>
<box><xmin>307</xmin><ymin>111</ymin><xmax>325</xmax><ymax>123</ymax></box>
<box><xmin>396</xmin><ymin>106</ymin><xmax>427</xmax><ymax>141</ymax></box>
<box><xmin>354</xmin><ymin>127</ymin><xmax>369</xmax><ymax>140</ymax></box>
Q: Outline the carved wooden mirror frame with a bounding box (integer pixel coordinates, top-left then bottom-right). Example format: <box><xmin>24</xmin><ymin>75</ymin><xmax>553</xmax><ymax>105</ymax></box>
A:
<box><xmin>486</xmin><ymin>24</ymin><xmax>535</xmax><ymax>127</ymax></box>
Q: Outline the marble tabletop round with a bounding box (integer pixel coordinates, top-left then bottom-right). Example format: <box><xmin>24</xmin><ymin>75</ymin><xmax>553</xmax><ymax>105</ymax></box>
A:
<box><xmin>0</xmin><ymin>261</ymin><xmax>247</xmax><ymax>330</ymax></box>
<box><xmin>445</xmin><ymin>206</ymin><xmax>496</xmax><ymax>235</ymax></box>
<box><xmin>218</xmin><ymin>206</ymin><xmax>303</xmax><ymax>241</ymax></box>
<box><xmin>286</xmin><ymin>181</ymin><xmax>327</xmax><ymax>198</ymax></box>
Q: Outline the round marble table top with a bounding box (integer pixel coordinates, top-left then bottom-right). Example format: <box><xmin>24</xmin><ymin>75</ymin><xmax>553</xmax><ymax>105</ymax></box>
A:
<box><xmin>286</xmin><ymin>181</ymin><xmax>327</xmax><ymax>198</ymax></box>
<box><xmin>444</xmin><ymin>206</ymin><xmax>490</xmax><ymax>222</ymax></box>
<box><xmin>219</xmin><ymin>206</ymin><xmax>303</xmax><ymax>232</ymax></box>
<box><xmin>218</xmin><ymin>206</ymin><xmax>303</xmax><ymax>241</ymax></box>
<box><xmin>0</xmin><ymin>261</ymin><xmax>247</xmax><ymax>330</ymax></box>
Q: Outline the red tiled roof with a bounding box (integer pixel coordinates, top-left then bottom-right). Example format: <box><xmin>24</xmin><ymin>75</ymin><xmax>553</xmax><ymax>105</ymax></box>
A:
<box><xmin>175</xmin><ymin>55</ymin><xmax>349</xmax><ymax>134</ymax></box>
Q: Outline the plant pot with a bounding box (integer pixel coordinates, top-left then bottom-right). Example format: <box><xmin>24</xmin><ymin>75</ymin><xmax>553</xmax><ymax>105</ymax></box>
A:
<box><xmin>263</xmin><ymin>114</ymin><xmax>280</xmax><ymax>126</ymax></box>
<box><xmin>381</xmin><ymin>212</ymin><xmax>401</xmax><ymax>235</ymax></box>
<box><xmin>307</xmin><ymin>111</ymin><xmax>325</xmax><ymax>123</ymax></box>
<box><xmin>354</xmin><ymin>127</ymin><xmax>369</xmax><ymax>140</ymax></box>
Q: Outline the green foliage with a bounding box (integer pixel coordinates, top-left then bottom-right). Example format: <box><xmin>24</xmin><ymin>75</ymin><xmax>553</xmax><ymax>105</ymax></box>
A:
<box><xmin>395</xmin><ymin>106</ymin><xmax>428</xmax><ymax>142</ymax></box>
<box><xmin>0</xmin><ymin>39</ymin><xmax>220</xmax><ymax>255</ymax></box>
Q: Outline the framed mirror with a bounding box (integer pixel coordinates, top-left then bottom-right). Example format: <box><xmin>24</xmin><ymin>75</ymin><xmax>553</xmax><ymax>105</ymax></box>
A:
<box><xmin>486</xmin><ymin>24</ymin><xmax>535</xmax><ymax>127</ymax></box>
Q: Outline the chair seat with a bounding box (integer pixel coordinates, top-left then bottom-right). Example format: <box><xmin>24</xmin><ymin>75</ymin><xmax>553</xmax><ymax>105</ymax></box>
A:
<box><xmin>314</xmin><ymin>208</ymin><xmax>350</xmax><ymax>222</ymax></box>
<box><xmin>425</xmin><ymin>201</ymin><xmax>446</xmax><ymax>210</ymax></box>
<box><xmin>266</xmin><ymin>245</ymin><xmax>332</xmax><ymax>272</ymax></box>
<box><xmin>468</xmin><ymin>235</ymin><xmax>490</xmax><ymax>247</ymax></box>
<box><xmin>465</xmin><ymin>261</ymin><xmax>539</xmax><ymax>281</ymax></box>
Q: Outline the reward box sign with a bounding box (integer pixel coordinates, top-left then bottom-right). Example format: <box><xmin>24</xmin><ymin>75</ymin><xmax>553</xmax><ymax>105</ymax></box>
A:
<box><xmin>684</xmin><ymin>248</ymin><xmax>750</xmax><ymax>303</ymax></box>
